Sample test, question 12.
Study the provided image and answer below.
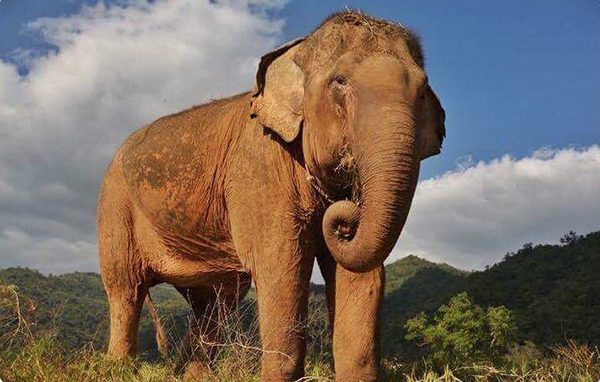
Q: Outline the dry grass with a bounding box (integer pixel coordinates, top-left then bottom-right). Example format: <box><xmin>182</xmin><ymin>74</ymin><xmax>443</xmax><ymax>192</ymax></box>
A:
<box><xmin>334</xmin><ymin>144</ymin><xmax>362</xmax><ymax>205</ymax></box>
<box><xmin>1</xmin><ymin>281</ymin><xmax>599</xmax><ymax>382</ymax></box>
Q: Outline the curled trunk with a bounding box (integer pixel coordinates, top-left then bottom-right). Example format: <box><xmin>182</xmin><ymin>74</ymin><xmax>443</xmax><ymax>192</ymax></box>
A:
<box><xmin>322</xmin><ymin>105</ymin><xmax>419</xmax><ymax>272</ymax></box>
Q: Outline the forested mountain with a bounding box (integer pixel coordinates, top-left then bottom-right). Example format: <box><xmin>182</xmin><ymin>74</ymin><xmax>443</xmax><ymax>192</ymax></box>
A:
<box><xmin>382</xmin><ymin>231</ymin><xmax>600</xmax><ymax>357</ymax></box>
<box><xmin>466</xmin><ymin>231</ymin><xmax>600</xmax><ymax>348</ymax></box>
<box><xmin>1</xmin><ymin>230</ymin><xmax>598</xmax><ymax>358</ymax></box>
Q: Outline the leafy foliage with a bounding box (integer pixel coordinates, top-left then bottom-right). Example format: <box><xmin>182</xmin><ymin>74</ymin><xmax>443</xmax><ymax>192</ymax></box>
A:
<box><xmin>404</xmin><ymin>292</ymin><xmax>516</xmax><ymax>367</ymax></box>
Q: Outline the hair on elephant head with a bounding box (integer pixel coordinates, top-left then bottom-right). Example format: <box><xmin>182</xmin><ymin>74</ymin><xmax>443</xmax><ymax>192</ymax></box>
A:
<box><xmin>251</xmin><ymin>12</ymin><xmax>446</xmax><ymax>273</ymax></box>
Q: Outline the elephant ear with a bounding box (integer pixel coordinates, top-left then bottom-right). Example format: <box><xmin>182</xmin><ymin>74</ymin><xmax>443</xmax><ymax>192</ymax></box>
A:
<box><xmin>420</xmin><ymin>86</ymin><xmax>446</xmax><ymax>160</ymax></box>
<box><xmin>251</xmin><ymin>38</ymin><xmax>305</xmax><ymax>142</ymax></box>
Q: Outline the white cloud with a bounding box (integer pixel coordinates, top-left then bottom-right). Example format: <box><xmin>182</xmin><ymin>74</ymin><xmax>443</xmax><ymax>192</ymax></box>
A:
<box><xmin>392</xmin><ymin>145</ymin><xmax>600</xmax><ymax>270</ymax></box>
<box><xmin>0</xmin><ymin>228</ymin><xmax>96</xmax><ymax>275</ymax></box>
<box><xmin>0</xmin><ymin>0</ymin><xmax>285</xmax><ymax>273</ymax></box>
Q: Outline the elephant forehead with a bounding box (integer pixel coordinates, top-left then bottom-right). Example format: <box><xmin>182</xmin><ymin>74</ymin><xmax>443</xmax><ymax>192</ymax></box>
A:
<box><xmin>298</xmin><ymin>11</ymin><xmax>424</xmax><ymax>71</ymax></box>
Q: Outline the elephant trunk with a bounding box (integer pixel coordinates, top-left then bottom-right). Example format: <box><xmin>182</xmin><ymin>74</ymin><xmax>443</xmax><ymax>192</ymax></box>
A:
<box><xmin>322</xmin><ymin>104</ymin><xmax>419</xmax><ymax>273</ymax></box>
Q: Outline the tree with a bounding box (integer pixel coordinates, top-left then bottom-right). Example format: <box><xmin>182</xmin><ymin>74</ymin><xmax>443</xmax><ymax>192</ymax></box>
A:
<box><xmin>560</xmin><ymin>231</ymin><xmax>582</xmax><ymax>246</ymax></box>
<box><xmin>405</xmin><ymin>292</ymin><xmax>516</xmax><ymax>368</ymax></box>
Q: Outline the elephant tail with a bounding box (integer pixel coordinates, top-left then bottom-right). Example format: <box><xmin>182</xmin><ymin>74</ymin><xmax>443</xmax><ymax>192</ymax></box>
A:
<box><xmin>145</xmin><ymin>292</ymin><xmax>169</xmax><ymax>358</ymax></box>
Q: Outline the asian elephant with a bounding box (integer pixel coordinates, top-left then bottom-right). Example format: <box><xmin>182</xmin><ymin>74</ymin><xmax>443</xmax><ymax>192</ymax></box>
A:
<box><xmin>97</xmin><ymin>11</ymin><xmax>445</xmax><ymax>382</ymax></box>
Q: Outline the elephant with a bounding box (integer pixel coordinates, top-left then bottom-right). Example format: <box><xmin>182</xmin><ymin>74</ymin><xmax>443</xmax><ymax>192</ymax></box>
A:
<box><xmin>97</xmin><ymin>11</ymin><xmax>445</xmax><ymax>382</ymax></box>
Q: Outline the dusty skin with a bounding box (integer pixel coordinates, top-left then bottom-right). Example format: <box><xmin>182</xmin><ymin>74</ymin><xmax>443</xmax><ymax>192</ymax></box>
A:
<box><xmin>98</xmin><ymin>11</ymin><xmax>445</xmax><ymax>382</ymax></box>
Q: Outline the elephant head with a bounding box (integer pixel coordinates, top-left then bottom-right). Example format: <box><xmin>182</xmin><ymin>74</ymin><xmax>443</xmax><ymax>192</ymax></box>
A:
<box><xmin>251</xmin><ymin>12</ymin><xmax>445</xmax><ymax>272</ymax></box>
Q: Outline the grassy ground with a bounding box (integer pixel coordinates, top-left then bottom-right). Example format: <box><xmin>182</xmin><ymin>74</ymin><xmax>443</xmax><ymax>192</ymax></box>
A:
<box><xmin>1</xmin><ymin>335</ymin><xmax>598</xmax><ymax>382</ymax></box>
<box><xmin>2</xmin><ymin>282</ymin><xmax>599</xmax><ymax>381</ymax></box>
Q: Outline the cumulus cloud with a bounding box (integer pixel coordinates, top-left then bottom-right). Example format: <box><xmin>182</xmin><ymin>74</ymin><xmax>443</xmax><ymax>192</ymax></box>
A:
<box><xmin>392</xmin><ymin>145</ymin><xmax>600</xmax><ymax>270</ymax></box>
<box><xmin>0</xmin><ymin>0</ymin><xmax>285</xmax><ymax>273</ymax></box>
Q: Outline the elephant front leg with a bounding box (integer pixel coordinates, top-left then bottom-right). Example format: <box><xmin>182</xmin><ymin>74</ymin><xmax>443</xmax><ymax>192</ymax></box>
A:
<box><xmin>253</xmin><ymin>248</ymin><xmax>313</xmax><ymax>382</ymax></box>
<box><xmin>226</xmin><ymin>171</ymin><xmax>317</xmax><ymax>380</ymax></box>
<box><xmin>319</xmin><ymin>252</ymin><xmax>385</xmax><ymax>382</ymax></box>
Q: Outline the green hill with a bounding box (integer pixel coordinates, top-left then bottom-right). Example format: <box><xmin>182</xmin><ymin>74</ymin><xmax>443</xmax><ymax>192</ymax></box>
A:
<box><xmin>384</xmin><ymin>254</ymin><xmax>467</xmax><ymax>295</ymax></box>
<box><xmin>382</xmin><ymin>230</ymin><xmax>600</xmax><ymax>358</ymax></box>
<box><xmin>1</xmin><ymin>230</ymin><xmax>598</xmax><ymax>359</ymax></box>
<box><xmin>466</xmin><ymin>231</ymin><xmax>600</xmax><ymax>348</ymax></box>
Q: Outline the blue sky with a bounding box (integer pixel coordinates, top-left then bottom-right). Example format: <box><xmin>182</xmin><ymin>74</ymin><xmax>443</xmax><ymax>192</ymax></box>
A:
<box><xmin>0</xmin><ymin>1</ymin><xmax>598</xmax><ymax>274</ymax></box>
<box><xmin>2</xmin><ymin>0</ymin><xmax>599</xmax><ymax>179</ymax></box>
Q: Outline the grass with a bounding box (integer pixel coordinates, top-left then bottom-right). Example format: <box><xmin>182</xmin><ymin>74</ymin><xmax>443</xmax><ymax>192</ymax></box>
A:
<box><xmin>2</xmin><ymin>336</ymin><xmax>598</xmax><ymax>382</ymax></box>
<box><xmin>2</xmin><ymin>282</ymin><xmax>599</xmax><ymax>382</ymax></box>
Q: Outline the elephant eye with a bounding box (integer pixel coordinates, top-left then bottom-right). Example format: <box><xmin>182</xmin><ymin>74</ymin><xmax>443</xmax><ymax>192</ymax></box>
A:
<box><xmin>330</xmin><ymin>74</ymin><xmax>348</xmax><ymax>86</ymax></box>
<box><xmin>329</xmin><ymin>74</ymin><xmax>349</xmax><ymax>108</ymax></box>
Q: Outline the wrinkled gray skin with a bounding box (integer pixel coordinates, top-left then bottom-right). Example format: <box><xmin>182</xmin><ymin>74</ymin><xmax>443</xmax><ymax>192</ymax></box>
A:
<box><xmin>98</xmin><ymin>11</ymin><xmax>445</xmax><ymax>382</ymax></box>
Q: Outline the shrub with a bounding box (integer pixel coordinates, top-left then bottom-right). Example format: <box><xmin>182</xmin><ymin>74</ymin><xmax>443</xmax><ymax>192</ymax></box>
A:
<box><xmin>405</xmin><ymin>292</ymin><xmax>517</xmax><ymax>368</ymax></box>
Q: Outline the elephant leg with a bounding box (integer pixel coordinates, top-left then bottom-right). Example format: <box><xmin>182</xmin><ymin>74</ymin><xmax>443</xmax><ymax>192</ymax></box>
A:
<box><xmin>176</xmin><ymin>275</ymin><xmax>251</xmax><ymax>380</ymax></box>
<box><xmin>104</xmin><ymin>280</ymin><xmax>148</xmax><ymax>358</ymax></box>
<box><xmin>175</xmin><ymin>286</ymin><xmax>221</xmax><ymax>380</ymax></box>
<box><xmin>253</xmin><ymin>252</ymin><xmax>313</xmax><ymax>382</ymax></box>
<box><xmin>316</xmin><ymin>249</ymin><xmax>337</xmax><ymax>330</ymax></box>
<box><xmin>319</xmin><ymin>251</ymin><xmax>384</xmax><ymax>382</ymax></box>
<box><xmin>98</xmin><ymin>183</ymin><xmax>149</xmax><ymax>358</ymax></box>
<box><xmin>99</xmin><ymin>238</ymin><xmax>149</xmax><ymax>359</ymax></box>
<box><xmin>226</xmin><ymin>173</ymin><xmax>316</xmax><ymax>380</ymax></box>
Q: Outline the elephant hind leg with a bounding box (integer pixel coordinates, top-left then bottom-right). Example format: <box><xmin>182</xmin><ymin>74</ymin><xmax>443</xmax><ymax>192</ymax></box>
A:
<box><xmin>98</xmin><ymin>164</ymin><xmax>150</xmax><ymax>358</ymax></box>
<box><xmin>104</xmin><ymin>278</ymin><xmax>149</xmax><ymax>358</ymax></box>
<box><xmin>99</xmin><ymin>213</ymin><xmax>150</xmax><ymax>358</ymax></box>
<box><xmin>175</xmin><ymin>275</ymin><xmax>252</xmax><ymax>380</ymax></box>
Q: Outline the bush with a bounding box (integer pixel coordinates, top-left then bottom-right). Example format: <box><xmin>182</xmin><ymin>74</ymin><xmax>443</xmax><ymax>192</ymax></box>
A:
<box><xmin>405</xmin><ymin>292</ymin><xmax>517</xmax><ymax>368</ymax></box>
